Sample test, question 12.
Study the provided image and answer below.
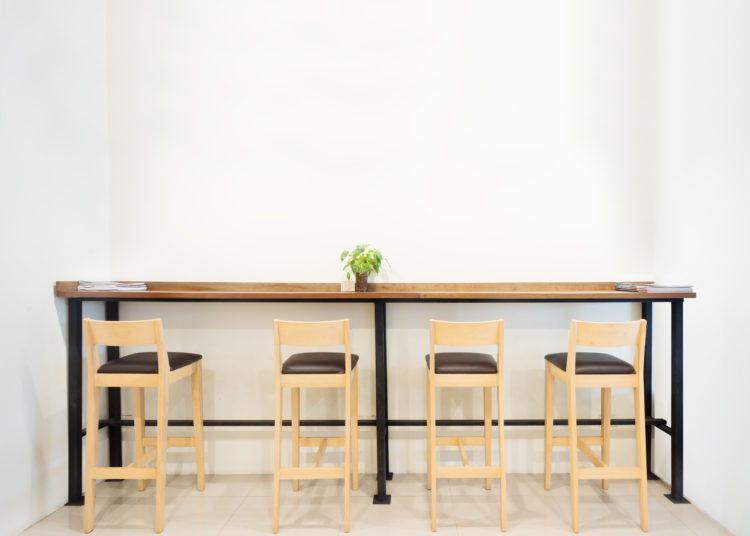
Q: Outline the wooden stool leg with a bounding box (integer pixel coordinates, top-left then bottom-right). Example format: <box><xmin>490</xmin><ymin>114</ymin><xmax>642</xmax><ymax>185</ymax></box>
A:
<box><xmin>544</xmin><ymin>362</ymin><xmax>555</xmax><ymax>490</ymax></box>
<box><xmin>425</xmin><ymin>367</ymin><xmax>432</xmax><ymax>491</ymax></box>
<box><xmin>154</xmin><ymin>382</ymin><xmax>169</xmax><ymax>534</ymax></box>
<box><xmin>344</xmin><ymin>380</ymin><xmax>351</xmax><ymax>533</ymax></box>
<box><xmin>291</xmin><ymin>387</ymin><xmax>300</xmax><ymax>492</ymax></box>
<box><xmin>567</xmin><ymin>381</ymin><xmax>579</xmax><ymax>533</ymax></box>
<box><xmin>351</xmin><ymin>367</ymin><xmax>359</xmax><ymax>491</ymax></box>
<box><xmin>132</xmin><ymin>387</ymin><xmax>146</xmax><ymax>492</ymax></box>
<box><xmin>429</xmin><ymin>373</ymin><xmax>437</xmax><ymax>532</ymax></box>
<box><xmin>601</xmin><ymin>387</ymin><xmax>611</xmax><ymax>490</ymax></box>
<box><xmin>634</xmin><ymin>383</ymin><xmax>648</xmax><ymax>531</ymax></box>
<box><xmin>191</xmin><ymin>364</ymin><xmax>205</xmax><ymax>491</ymax></box>
<box><xmin>484</xmin><ymin>386</ymin><xmax>492</xmax><ymax>490</ymax></box>
<box><xmin>497</xmin><ymin>381</ymin><xmax>507</xmax><ymax>532</ymax></box>
<box><xmin>272</xmin><ymin>381</ymin><xmax>282</xmax><ymax>534</ymax></box>
<box><xmin>83</xmin><ymin>383</ymin><xmax>100</xmax><ymax>533</ymax></box>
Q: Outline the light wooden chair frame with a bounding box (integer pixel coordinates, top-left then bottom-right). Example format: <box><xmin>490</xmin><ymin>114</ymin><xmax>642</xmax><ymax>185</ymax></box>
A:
<box><xmin>272</xmin><ymin>319</ymin><xmax>358</xmax><ymax>534</ymax></box>
<box><xmin>82</xmin><ymin>318</ymin><xmax>205</xmax><ymax>534</ymax></box>
<box><xmin>543</xmin><ymin>319</ymin><xmax>648</xmax><ymax>533</ymax></box>
<box><xmin>426</xmin><ymin>319</ymin><xmax>507</xmax><ymax>532</ymax></box>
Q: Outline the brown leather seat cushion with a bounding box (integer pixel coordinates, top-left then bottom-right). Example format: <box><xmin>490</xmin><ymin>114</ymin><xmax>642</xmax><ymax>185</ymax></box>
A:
<box><xmin>282</xmin><ymin>352</ymin><xmax>359</xmax><ymax>374</ymax></box>
<box><xmin>425</xmin><ymin>352</ymin><xmax>498</xmax><ymax>374</ymax></box>
<box><xmin>97</xmin><ymin>352</ymin><xmax>202</xmax><ymax>374</ymax></box>
<box><xmin>544</xmin><ymin>352</ymin><xmax>635</xmax><ymax>375</ymax></box>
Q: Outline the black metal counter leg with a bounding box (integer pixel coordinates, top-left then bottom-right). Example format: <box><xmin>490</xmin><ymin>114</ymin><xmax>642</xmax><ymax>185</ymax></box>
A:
<box><xmin>66</xmin><ymin>299</ymin><xmax>84</xmax><ymax>505</ymax></box>
<box><xmin>641</xmin><ymin>302</ymin><xmax>658</xmax><ymax>480</ymax></box>
<box><xmin>383</xmin><ymin>313</ymin><xmax>392</xmax><ymax>481</ymax></box>
<box><xmin>105</xmin><ymin>301</ymin><xmax>123</xmax><ymax>478</ymax></box>
<box><xmin>373</xmin><ymin>300</ymin><xmax>391</xmax><ymax>504</ymax></box>
<box><xmin>666</xmin><ymin>299</ymin><xmax>689</xmax><ymax>503</ymax></box>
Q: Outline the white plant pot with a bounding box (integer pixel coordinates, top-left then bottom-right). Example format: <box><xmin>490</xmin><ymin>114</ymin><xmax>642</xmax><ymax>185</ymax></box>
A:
<box><xmin>340</xmin><ymin>280</ymin><xmax>356</xmax><ymax>292</ymax></box>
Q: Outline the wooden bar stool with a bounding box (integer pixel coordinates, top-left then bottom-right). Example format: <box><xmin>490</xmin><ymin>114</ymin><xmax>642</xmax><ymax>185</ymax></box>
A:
<box><xmin>543</xmin><ymin>319</ymin><xmax>648</xmax><ymax>533</ymax></box>
<box><xmin>82</xmin><ymin>318</ymin><xmax>205</xmax><ymax>533</ymax></box>
<box><xmin>272</xmin><ymin>319</ymin><xmax>358</xmax><ymax>533</ymax></box>
<box><xmin>426</xmin><ymin>319</ymin><xmax>507</xmax><ymax>532</ymax></box>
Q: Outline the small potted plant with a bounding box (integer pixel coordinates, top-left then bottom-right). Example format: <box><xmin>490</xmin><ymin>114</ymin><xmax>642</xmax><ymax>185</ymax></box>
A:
<box><xmin>340</xmin><ymin>244</ymin><xmax>387</xmax><ymax>292</ymax></box>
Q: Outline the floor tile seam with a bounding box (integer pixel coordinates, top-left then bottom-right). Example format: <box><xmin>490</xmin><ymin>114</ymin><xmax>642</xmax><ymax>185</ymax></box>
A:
<box><xmin>218</xmin><ymin>494</ymin><xmax>256</xmax><ymax>535</ymax></box>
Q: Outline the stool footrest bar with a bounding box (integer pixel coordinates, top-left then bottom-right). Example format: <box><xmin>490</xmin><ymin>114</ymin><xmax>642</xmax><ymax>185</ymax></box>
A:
<box><xmin>435</xmin><ymin>466</ymin><xmax>502</xmax><ymax>479</ymax></box>
<box><xmin>551</xmin><ymin>435</ymin><xmax>603</xmax><ymax>447</ymax></box>
<box><xmin>578</xmin><ymin>467</ymin><xmax>641</xmax><ymax>480</ymax></box>
<box><xmin>299</xmin><ymin>436</ymin><xmax>345</xmax><ymax>447</ymax></box>
<box><xmin>142</xmin><ymin>437</ymin><xmax>195</xmax><ymax>447</ymax></box>
<box><xmin>91</xmin><ymin>467</ymin><xmax>157</xmax><ymax>480</ymax></box>
<box><xmin>279</xmin><ymin>467</ymin><xmax>346</xmax><ymax>480</ymax></box>
<box><xmin>436</xmin><ymin>436</ymin><xmax>485</xmax><ymax>447</ymax></box>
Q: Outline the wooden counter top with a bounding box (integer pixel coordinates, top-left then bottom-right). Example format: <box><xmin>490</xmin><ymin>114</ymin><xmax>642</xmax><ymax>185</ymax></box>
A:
<box><xmin>54</xmin><ymin>281</ymin><xmax>696</xmax><ymax>300</ymax></box>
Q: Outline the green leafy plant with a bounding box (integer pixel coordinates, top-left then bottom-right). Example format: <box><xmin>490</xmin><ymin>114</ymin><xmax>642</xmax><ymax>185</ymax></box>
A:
<box><xmin>340</xmin><ymin>244</ymin><xmax>387</xmax><ymax>280</ymax></box>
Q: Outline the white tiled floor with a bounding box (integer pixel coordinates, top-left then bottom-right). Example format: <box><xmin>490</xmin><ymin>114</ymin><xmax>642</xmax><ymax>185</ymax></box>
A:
<box><xmin>23</xmin><ymin>474</ymin><xmax>732</xmax><ymax>535</ymax></box>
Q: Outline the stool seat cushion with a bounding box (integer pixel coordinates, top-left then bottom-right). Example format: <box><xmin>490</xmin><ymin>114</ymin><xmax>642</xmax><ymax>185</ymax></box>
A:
<box><xmin>425</xmin><ymin>352</ymin><xmax>498</xmax><ymax>374</ymax></box>
<box><xmin>544</xmin><ymin>352</ymin><xmax>635</xmax><ymax>375</ymax></box>
<box><xmin>97</xmin><ymin>352</ymin><xmax>202</xmax><ymax>374</ymax></box>
<box><xmin>282</xmin><ymin>352</ymin><xmax>359</xmax><ymax>374</ymax></box>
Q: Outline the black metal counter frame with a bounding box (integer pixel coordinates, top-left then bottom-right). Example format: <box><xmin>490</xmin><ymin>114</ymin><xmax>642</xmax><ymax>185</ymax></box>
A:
<box><xmin>64</xmin><ymin>296</ymin><xmax>689</xmax><ymax>507</ymax></box>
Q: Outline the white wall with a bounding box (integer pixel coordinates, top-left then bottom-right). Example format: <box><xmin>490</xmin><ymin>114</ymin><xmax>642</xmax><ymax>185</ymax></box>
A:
<box><xmin>107</xmin><ymin>1</ymin><xmax>657</xmax><ymax>283</ymax></box>
<box><xmin>105</xmin><ymin>0</ymin><xmax>660</xmax><ymax>481</ymax></box>
<box><xmin>0</xmin><ymin>1</ymin><xmax>109</xmax><ymax>534</ymax></box>
<box><xmin>652</xmin><ymin>2</ymin><xmax>750</xmax><ymax>535</ymax></box>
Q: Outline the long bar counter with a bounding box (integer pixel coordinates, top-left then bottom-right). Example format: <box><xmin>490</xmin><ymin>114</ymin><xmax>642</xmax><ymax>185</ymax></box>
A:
<box><xmin>55</xmin><ymin>281</ymin><xmax>695</xmax><ymax>505</ymax></box>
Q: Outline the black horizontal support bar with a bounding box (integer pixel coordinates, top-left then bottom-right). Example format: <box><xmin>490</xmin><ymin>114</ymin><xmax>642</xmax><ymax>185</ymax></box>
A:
<box><xmin>84</xmin><ymin>416</ymin><xmax>669</xmax><ymax>436</ymax></box>
<box><xmin>80</xmin><ymin>298</ymin><xmax>683</xmax><ymax>304</ymax></box>
<box><xmin>388</xmin><ymin>417</ymin><xmax>669</xmax><ymax>428</ymax></box>
<box><xmin>654</xmin><ymin>421</ymin><xmax>672</xmax><ymax>435</ymax></box>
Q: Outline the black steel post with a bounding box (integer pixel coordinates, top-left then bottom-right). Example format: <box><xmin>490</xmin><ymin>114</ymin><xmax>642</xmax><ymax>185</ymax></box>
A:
<box><xmin>66</xmin><ymin>299</ymin><xmax>84</xmax><ymax>505</ymax></box>
<box><xmin>641</xmin><ymin>302</ymin><xmax>657</xmax><ymax>479</ymax></box>
<box><xmin>666</xmin><ymin>299</ymin><xmax>689</xmax><ymax>503</ymax></box>
<box><xmin>383</xmin><ymin>309</ymin><xmax>392</xmax><ymax>481</ymax></box>
<box><xmin>373</xmin><ymin>300</ymin><xmax>391</xmax><ymax>504</ymax></box>
<box><xmin>105</xmin><ymin>301</ymin><xmax>123</xmax><ymax>477</ymax></box>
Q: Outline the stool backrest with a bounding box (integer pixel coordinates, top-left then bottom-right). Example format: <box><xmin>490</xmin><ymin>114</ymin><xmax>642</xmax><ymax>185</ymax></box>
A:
<box><xmin>429</xmin><ymin>319</ymin><xmax>504</xmax><ymax>374</ymax></box>
<box><xmin>83</xmin><ymin>318</ymin><xmax>168</xmax><ymax>377</ymax></box>
<box><xmin>566</xmin><ymin>319</ymin><xmax>647</xmax><ymax>376</ymax></box>
<box><xmin>273</xmin><ymin>319</ymin><xmax>352</xmax><ymax>375</ymax></box>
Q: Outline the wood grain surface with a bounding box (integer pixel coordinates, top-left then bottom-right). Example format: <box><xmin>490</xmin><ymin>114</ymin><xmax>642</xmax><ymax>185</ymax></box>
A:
<box><xmin>54</xmin><ymin>281</ymin><xmax>696</xmax><ymax>300</ymax></box>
